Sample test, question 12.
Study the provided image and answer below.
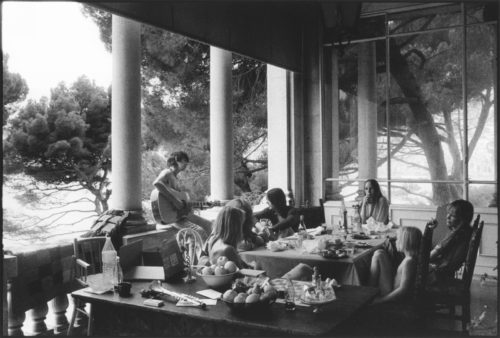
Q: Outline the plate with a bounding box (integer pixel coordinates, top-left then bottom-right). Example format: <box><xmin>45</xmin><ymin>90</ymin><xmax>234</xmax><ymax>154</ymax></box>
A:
<box><xmin>300</xmin><ymin>295</ymin><xmax>336</xmax><ymax>305</ymax></box>
<box><xmin>355</xmin><ymin>241</ymin><xmax>372</xmax><ymax>248</ymax></box>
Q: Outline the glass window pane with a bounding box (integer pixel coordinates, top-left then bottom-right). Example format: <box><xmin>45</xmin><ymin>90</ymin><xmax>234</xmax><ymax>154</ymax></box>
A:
<box><xmin>388</xmin><ymin>29</ymin><xmax>464</xmax><ymax>204</ymax></box>
<box><xmin>390</xmin><ymin>182</ymin><xmax>463</xmax><ymax>206</ymax></box>
<box><xmin>388</xmin><ymin>4</ymin><xmax>461</xmax><ymax>35</ymax></box>
<box><xmin>467</xmin><ymin>23</ymin><xmax>497</xmax><ymax>182</ymax></box>
<box><xmin>466</xmin><ymin>2</ymin><xmax>498</xmax><ymax>24</ymax></box>
<box><xmin>469</xmin><ymin>183</ymin><xmax>497</xmax><ymax>208</ymax></box>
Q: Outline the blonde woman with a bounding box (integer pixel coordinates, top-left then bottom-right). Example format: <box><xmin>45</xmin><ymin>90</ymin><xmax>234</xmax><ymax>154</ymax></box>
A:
<box><xmin>369</xmin><ymin>226</ymin><xmax>422</xmax><ymax>303</ymax></box>
<box><xmin>199</xmin><ymin>206</ymin><xmax>252</xmax><ymax>269</ymax></box>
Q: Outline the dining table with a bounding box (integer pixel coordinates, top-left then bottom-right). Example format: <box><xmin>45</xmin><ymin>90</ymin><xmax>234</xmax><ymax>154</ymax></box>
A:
<box><xmin>240</xmin><ymin>232</ymin><xmax>389</xmax><ymax>285</ymax></box>
<box><xmin>70</xmin><ymin>276</ymin><xmax>378</xmax><ymax>336</ymax></box>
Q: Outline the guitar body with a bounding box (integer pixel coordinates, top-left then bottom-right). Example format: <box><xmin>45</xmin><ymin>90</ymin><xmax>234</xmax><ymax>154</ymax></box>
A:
<box><xmin>150</xmin><ymin>188</ymin><xmax>191</xmax><ymax>224</ymax></box>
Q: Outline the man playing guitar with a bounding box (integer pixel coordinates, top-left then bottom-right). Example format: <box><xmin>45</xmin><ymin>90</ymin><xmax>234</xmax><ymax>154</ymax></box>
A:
<box><xmin>151</xmin><ymin>151</ymin><xmax>212</xmax><ymax>241</ymax></box>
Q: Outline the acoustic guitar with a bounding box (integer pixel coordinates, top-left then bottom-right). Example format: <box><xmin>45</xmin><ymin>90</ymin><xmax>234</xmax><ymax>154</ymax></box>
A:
<box><xmin>150</xmin><ymin>188</ymin><xmax>221</xmax><ymax>224</ymax></box>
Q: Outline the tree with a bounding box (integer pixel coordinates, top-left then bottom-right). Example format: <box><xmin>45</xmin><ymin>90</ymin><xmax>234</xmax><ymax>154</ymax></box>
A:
<box><xmin>3</xmin><ymin>53</ymin><xmax>29</xmax><ymax>125</ymax></box>
<box><xmin>82</xmin><ymin>6</ymin><xmax>268</xmax><ymax>200</ymax></box>
<box><xmin>338</xmin><ymin>5</ymin><xmax>496</xmax><ymax>205</ymax></box>
<box><xmin>4</xmin><ymin>75</ymin><xmax>112</xmax><ymax>214</ymax></box>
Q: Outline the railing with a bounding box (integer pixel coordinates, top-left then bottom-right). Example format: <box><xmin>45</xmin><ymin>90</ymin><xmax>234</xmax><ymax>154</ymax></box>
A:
<box><xmin>4</xmin><ymin>244</ymin><xmax>85</xmax><ymax>336</ymax></box>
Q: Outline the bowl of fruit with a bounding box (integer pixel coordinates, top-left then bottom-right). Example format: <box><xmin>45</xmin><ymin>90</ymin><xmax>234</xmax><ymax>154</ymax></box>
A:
<box><xmin>196</xmin><ymin>256</ymin><xmax>239</xmax><ymax>289</ymax></box>
<box><xmin>221</xmin><ymin>277</ymin><xmax>278</xmax><ymax>314</ymax></box>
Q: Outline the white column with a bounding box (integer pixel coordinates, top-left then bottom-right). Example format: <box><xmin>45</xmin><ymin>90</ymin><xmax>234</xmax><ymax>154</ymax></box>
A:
<box><xmin>210</xmin><ymin>47</ymin><xmax>233</xmax><ymax>201</ymax></box>
<box><xmin>357</xmin><ymin>42</ymin><xmax>377</xmax><ymax>193</ymax></box>
<box><xmin>111</xmin><ymin>15</ymin><xmax>142</xmax><ymax>211</ymax></box>
<box><xmin>267</xmin><ymin>65</ymin><xmax>289</xmax><ymax>193</ymax></box>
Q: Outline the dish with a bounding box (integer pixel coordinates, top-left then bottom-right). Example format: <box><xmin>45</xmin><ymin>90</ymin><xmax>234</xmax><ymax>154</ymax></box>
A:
<box><xmin>320</xmin><ymin>249</ymin><xmax>348</xmax><ymax>259</ymax></box>
<box><xmin>354</xmin><ymin>241</ymin><xmax>372</xmax><ymax>248</ymax></box>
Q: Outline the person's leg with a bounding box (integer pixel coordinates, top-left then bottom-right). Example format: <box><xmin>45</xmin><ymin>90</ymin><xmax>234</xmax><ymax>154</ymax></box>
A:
<box><xmin>369</xmin><ymin>249</ymin><xmax>394</xmax><ymax>295</ymax></box>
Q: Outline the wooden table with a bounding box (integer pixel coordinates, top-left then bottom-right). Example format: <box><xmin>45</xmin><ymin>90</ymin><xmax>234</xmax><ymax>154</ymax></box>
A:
<box><xmin>240</xmin><ymin>235</ymin><xmax>386</xmax><ymax>285</ymax></box>
<box><xmin>71</xmin><ymin>278</ymin><xmax>378</xmax><ymax>336</ymax></box>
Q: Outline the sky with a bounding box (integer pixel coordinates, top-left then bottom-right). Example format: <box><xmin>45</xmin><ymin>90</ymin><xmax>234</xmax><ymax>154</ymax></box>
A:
<box><xmin>2</xmin><ymin>1</ymin><xmax>111</xmax><ymax>101</ymax></box>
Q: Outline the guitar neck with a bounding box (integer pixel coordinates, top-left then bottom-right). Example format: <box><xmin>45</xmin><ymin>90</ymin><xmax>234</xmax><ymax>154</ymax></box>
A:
<box><xmin>188</xmin><ymin>201</ymin><xmax>217</xmax><ymax>209</ymax></box>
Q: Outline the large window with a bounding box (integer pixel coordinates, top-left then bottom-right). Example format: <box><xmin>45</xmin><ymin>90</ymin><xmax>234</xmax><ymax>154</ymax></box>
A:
<box><xmin>326</xmin><ymin>3</ymin><xmax>497</xmax><ymax>208</ymax></box>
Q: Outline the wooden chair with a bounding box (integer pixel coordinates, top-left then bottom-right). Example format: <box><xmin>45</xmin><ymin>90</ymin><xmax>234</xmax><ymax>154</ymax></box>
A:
<box><xmin>297</xmin><ymin>199</ymin><xmax>325</xmax><ymax>228</ymax></box>
<box><xmin>67</xmin><ymin>237</ymin><xmax>106</xmax><ymax>336</ymax></box>
<box><xmin>424</xmin><ymin>215</ymin><xmax>484</xmax><ymax>333</ymax></box>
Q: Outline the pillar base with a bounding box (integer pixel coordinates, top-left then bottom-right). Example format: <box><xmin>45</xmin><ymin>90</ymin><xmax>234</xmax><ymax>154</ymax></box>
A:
<box><xmin>121</xmin><ymin>210</ymin><xmax>156</xmax><ymax>235</ymax></box>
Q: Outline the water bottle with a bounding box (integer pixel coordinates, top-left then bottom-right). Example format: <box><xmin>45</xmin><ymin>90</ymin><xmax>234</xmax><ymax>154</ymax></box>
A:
<box><xmin>101</xmin><ymin>236</ymin><xmax>117</xmax><ymax>290</ymax></box>
<box><xmin>285</xmin><ymin>279</ymin><xmax>296</xmax><ymax>311</ymax></box>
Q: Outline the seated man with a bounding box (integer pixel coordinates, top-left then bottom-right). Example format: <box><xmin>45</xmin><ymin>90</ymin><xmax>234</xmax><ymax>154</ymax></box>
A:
<box><xmin>428</xmin><ymin>199</ymin><xmax>474</xmax><ymax>286</ymax></box>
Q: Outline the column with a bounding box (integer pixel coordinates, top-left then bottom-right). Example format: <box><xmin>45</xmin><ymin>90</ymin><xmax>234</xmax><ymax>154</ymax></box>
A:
<box><xmin>111</xmin><ymin>15</ymin><xmax>150</xmax><ymax>233</ymax></box>
<box><xmin>210</xmin><ymin>47</ymin><xmax>233</xmax><ymax>201</ymax></box>
<box><xmin>357</xmin><ymin>42</ymin><xmax>378</xmax><ymax>195</ymax></box>
<box><xmin>267</xmin><ymin>65</ymin><xmax>289</xmax><ymax>194</ymax></box>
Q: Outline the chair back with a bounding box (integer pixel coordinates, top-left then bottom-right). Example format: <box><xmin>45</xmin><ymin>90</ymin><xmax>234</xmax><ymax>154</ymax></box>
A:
<box><xmin>297</xmin><ymin>199</ymin><xmax>325</xmax><ymax>228</ymax></box>
<box><xmin>461</xmin><ymin>219</ymin><xmax>484</xmax><ymax>291</ymax></box>
<box><xmin>73</xmin><ymin>237</ymin><xmax>107</xmax><ymax>277</ymax></box>
<box><xmin>414</xmin><ymin>220</ymin><xmax>436</xmax><ymax>301</ymax></box>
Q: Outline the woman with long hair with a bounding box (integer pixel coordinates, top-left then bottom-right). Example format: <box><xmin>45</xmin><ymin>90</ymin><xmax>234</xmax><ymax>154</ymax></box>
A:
<box><xmin>225</xmin><ymin>198</ymin><xmax>266</xmax><ymax>251</ymax></box>
<box><xmin>199</xmin><ymin>206</ymin><xmax>252</xmax><ymax>268</ymax></box>
<box><xmin>360</xmin><ymin>179</ymin><xmax>390</xmax><ymax>224</ymax></box>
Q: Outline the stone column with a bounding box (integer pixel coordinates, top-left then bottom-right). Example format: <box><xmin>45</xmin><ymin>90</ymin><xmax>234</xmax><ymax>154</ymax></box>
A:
<box><xmin>267</xmin><ymin>65</ymin><xmax>290</xmax><ymax>194</ymax></box>
<box><xmin>111</xmin><ymin>15</ymin><xmax>150</xmax><ymax>233</ymax></box>
<box><xmin>210</xmin><ymin>47</ymin><xmax>234</xmax><ymax>202</ymax></box>
<box><xmin>357</xmin><ymin>42</ymin><xmax>378</xmax><ymax>196</ymax></box>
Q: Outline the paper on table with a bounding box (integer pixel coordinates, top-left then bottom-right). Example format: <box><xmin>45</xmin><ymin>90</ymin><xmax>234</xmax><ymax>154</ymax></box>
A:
<box><xmin>84</xmin><ymin>287</ymin><xmax>113</xmax><ymax>295</ymax></box>
<box><xmin>196</xmin><ymin>289</ymin><xmax>222</xmax><ymax>299</ymax></box>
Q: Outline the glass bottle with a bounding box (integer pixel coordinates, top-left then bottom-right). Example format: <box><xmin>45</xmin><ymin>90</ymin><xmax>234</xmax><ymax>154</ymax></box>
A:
<box><xmin>352</xmin><ymin>204</ymin><xmax>362</xmax><ymax>233</ymax></box>
<box><xmin>297</xmin><ymin>215</ymin><xmax>307</xmax><ymax>249</ymax></box>
<box><xmin>341</xmin><ymin>200</ymin><xmax>348</xmax><ymax>234</ymax></box>
<box><xmin>101</xmin><ymin>235</ymin><xmax>117</xmax><ymax>290</ymax></box>
<box><xmin>285</xmin><ymin>279</ymin><xmax>296</xmax><ymax>311</ymax></box>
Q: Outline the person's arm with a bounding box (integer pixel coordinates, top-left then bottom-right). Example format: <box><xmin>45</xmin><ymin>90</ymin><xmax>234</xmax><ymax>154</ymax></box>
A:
<box><xmin>253</xmin><ymin>207</ymin><xmax>273</xmax><ymax>221</ymax></box>
<box><xmin>376</xmin><ymin>197</ymin><xmax>390</xmax><ymax>225</ymax></box>
<box><xmin>153</xmin><ymin>172</ymin><xmax>187</xmax><ymax>210</ymax></box>
<box><xmin>270</xmin><ymin>208</ymin><xmax>299</xmax><ymax>232</ymax></box>
<box><xmin>376</xmin><ymin>258</ymin><xmax>416</xmax><ymax>304</ymax></box>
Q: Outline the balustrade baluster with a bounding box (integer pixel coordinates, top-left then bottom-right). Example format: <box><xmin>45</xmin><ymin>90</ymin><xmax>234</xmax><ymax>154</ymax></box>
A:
<box><xmin>51</xmin><ymin>294</ymin><xmax>69</xmax><ymax>335</ymax></box>
<box><xmin>27</xmin><ymin>303</ymin><xmax>48</xmax><ymax>335</ymax></box>
<box><xmin>7</xmin><ymin>280</ymin><xmax>25</xmax><ymax>336</ymax></box>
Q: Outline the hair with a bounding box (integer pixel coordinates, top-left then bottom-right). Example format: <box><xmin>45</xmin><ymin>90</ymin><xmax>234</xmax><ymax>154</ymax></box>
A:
<box><xmin>266</xmin><ymin>188</ymin><xmax>288</xmax><ymax>217</ymax></box>
<box><xmin>225</xmin><ymin>198</ymin><xmax>255</xmax><ymax>237</ymax></box>
<box><xmin>396</xmin><ymin>226</ymin><xmax>422</xmax><ymax>257</ymax></box>
<box><xmin>364</xmin><ymin>179</ymin><xmax>383</xmax><ymax>201</ymax></box>
<box><xmin>212</xmin><ymin>206</ymin><xmax>245</xmax><ymax>247</ymax></box>
<box><xmin>166</xmin><ymin>151</ymin><xmax>189</xmax><ymax>169</ymax></box>
<box><xmin>447</xmin><ymin>199</ymin><xmax>474</xmax><ymax>227</ymax></box>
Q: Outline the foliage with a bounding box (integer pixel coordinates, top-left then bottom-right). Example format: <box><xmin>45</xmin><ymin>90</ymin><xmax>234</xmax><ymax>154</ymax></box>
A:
<box><xmin>3</xmin><ymin>53</ymin><xmax>29</xmax><ymax>125</ymax></box>
<box><xmin>82</xmin><ymin>5</ymin><xmax>268</xmax><ymax>200</ymax></box>
<box><xmin>338</xmin><ymin>5</ymin><xmax>496</xmax><ymax>205</ymax></box>
<box><xmin>3</xmin><ymin>75</ymin><xmax>112</xmax><ymax>213</ymax></box>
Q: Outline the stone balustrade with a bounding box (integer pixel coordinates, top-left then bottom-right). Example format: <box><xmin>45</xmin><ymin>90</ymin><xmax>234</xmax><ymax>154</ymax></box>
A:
<box><xmin>4</xmin><ymin>243</ymin><xmax>82</xmax><ymax>336</ymax></box>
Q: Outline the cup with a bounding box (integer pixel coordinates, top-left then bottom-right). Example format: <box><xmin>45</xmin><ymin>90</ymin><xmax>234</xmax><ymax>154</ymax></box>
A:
<box><xmin>345</xmin><ymin>242</ymin><xmax>355</xmax><ymax>256</ymax></box>
<box><xmin>116</xmin><ymin>282</ymin><xmax>131</xmax><ymax>297</ymax></box>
